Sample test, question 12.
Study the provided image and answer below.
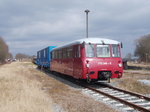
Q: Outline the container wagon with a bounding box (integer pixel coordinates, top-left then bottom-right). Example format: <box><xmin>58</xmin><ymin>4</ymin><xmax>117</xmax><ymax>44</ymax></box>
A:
<box><xmin>37</xmin><ymin>46</ymin><xmax>56</xmax><ymax>68</ymax></box>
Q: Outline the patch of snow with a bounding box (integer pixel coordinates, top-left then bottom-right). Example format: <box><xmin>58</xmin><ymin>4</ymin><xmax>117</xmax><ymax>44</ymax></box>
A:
<box><xmin>138</xmin><ymin>80</ymin><xmax>150</xmax><ymax>86</ymax></box>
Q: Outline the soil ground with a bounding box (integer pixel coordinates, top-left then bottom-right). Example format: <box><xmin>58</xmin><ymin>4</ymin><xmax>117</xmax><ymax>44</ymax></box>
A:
<box><xmin>0</xmin><ymin>62</ymin><xmax>117</xmax><ymax>112</ymax></box>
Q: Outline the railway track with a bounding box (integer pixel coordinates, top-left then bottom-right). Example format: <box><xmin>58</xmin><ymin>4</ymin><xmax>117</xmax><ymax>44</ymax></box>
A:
<box><xmin>80</xmin><ymin>83</ymin><xmax>150</xmax><ymax>112</ymax></box>
<box><xmin>42</xmin><ymin>69</ymin><xmax>150</xmax><ymax>112</ymax></box>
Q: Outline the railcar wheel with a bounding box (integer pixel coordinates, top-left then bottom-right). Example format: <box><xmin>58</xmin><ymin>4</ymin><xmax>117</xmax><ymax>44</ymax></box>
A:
<box><xmin>87</xmin><ymin>78</ymin><xmax>91</xmax><ymax>83</ymax></box>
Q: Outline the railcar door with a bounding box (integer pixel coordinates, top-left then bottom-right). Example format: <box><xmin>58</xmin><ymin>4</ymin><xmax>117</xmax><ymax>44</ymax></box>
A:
<box><xmin>73</xmin><ymin>45</ymin><xmax>82</xmax><ymax>79</ymax></box>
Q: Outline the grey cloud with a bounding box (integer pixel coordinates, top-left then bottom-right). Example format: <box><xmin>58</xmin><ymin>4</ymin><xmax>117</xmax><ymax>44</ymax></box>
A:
<box><xmin>1</xmin><ymin>0</ymin><xmax>150</xmax><ymax>57</ymax></box>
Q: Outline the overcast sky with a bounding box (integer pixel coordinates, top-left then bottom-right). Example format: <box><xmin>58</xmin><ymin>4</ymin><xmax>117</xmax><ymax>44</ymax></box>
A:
<box><xmin>0</xmin><ymin>0</ymin><xmax>150</xmax><ymax>57</ymax></box>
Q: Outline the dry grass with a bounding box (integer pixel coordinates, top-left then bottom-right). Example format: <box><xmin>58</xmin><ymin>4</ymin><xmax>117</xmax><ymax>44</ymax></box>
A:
<box><xmin>0</xmin><ymin>62</ymin><xmax>117</xmax><ymax>112</ymax></box>
<box><xmin>116</xmin><ymin>78</ymin><xmax>150</xmax><ymax>94</ymax></box>
<box><xmin>0</xmin><ymin>62</ymin><xmax>53</xmax><ymax>112</ymax></box>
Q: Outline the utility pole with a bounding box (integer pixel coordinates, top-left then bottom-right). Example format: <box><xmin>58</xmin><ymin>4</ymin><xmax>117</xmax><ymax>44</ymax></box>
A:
<box><xmin>85</xmin><ymin>9</ymin><xmax>90</xmax><ymax>38</ymax></box>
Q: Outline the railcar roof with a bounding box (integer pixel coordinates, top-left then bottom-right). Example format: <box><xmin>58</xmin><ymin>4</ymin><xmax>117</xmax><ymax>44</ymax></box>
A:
<box><xmin>53</xmin><ymin>37</ymin><xmax>120</xmax><ymax>50</ymax></box>
<box><xmin>38</xmin><ymin>46</ymin><xmax>56</xmax><ymax>52</ymax></box>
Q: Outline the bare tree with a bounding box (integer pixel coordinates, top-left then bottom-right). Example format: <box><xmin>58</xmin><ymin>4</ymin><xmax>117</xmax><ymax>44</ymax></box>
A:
<box><xmin>0</xmin><ymin>37</ymin><xmax>9</xmax><ymax>63</ymax></box>
<box><xmin>135</xmin><ymin>34</ymin><xmax>150</xmax><ymax>63</ymax></box>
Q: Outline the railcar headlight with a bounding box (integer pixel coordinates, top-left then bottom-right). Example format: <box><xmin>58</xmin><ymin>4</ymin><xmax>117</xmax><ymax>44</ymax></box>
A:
<box><xmin>86</xmin><ymin>64</ymin><xmax>90</xmax><ymax>68</ymax></box>
<box><xmin>118</xmin><ymin>63</ymin><xmax>122</xmax><ymax>67</ymax></box>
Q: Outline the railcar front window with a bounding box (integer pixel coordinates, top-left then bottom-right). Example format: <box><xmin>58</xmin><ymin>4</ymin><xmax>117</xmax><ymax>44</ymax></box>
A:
<box><xmin>96</xmin><ymin>45</ymin><xmax>110</xmax><ymax>57</ymax></box>
<box><xmin>85</xmin><ymin>44</ymin><xmax>94</xmax><ymax>57</ymax></box>
<box><xmin>112</xmin><ymin>44</ymin><xmax>120</xmax><ymax>57</ymax></box>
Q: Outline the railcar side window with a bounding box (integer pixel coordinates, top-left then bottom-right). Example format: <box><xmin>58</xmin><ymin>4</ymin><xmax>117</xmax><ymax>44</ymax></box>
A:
<box><xmin>56</xmin><ymin>50</ymin><xmax>59</xmax><ymax>59</ymax></box>
<box><xmin>55</xmin><ymin>51</ymin><xmax>57</xmax><ymax>59</ymax></box>
<box><xmin>78</xmin><ymin>45</ymin><xmax>80</xmax><ymax>57</ymax></box>
<box><xmin>66</xmin><ymin>48</ymin><xmax>69</xmax><ymax>58</ymax></box>
<box><xmin>67</xmin><ymin>47</ymin><xmax>73</xmax><ymax>58</ymax></box>
<box><xmin>58</xmin><ymin>50</ymin><xmax>62</xmax><ymax>59</ymax></box>
<box><xmin>51</xmin><ymin>52</ymin><xmax>54</xmax><ymax>59</ymax></box>
<box><xmin>96</xmin><ymin>45</ymin><xmax>110</xmax><ymax>57</ymax></box>
<box><xmin>75</xmin><ymin>45</ymin><xmax>80</xmax><ymax>58</ymax></box>
<box><xmin>62</xmin><ymin>49</ymin><xmax>67</xmax><ymax>58</ymax></box>
<box><xmin>57</xmin><ymin>50</ymin><xmax>59</xmax><ymax>59</ymax></box>
<box><xmin>54</xmin><ymin>51</ymin><xmax>56</xmax><ymax>59</ymax></box>
<box><xmin>112</xmin><ymin>44</ymin><xmax>120</xmax><ymax>57</ymax></box>
<box><xmin>85</xmin><ymin>44</ymin><xmax>94</xmax><ymax>57</ymax></box>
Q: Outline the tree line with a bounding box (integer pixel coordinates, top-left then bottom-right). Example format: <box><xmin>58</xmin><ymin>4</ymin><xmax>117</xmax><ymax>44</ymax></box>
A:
<box><xmin>15</xmin><ymin>53</ymin><xmax>32</xmax><ymax>61</ymax></box>
<box><xmin>135</xmin><ymin>34</ymin><xmax>150</xmax><ymax>63</ymax></box>
<box><xmin>0</xmin><ymin>36</ymin><xmax>32</xmax><ymax>63</ymax></box>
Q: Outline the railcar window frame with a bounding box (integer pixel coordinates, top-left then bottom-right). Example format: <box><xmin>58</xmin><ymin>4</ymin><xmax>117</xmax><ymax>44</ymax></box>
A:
<box><xmin>96</xmin><ymin>44</ymin><xmax>111</xmax><ymax>58</ymax></box>
<box><xmin>57</xmin><ymin>50</ymin><xmax>59</xmax><ymax>59</ymax></box>
<box><xmin>62</xmin><ymin>48</ymin><xmax>67</xmax><ymax>59</ymax></box>
<box><xmin>58</xmin><ymin>50</ymin><xmax>62</xmax><ymax>59</ymax></box>
<box><xmin>74</xmin><ymin>45</ymin><xmax>81</xmax><ymax>58</ymax></box>
<box><xmin>112</xmin><ymin>44</ymin><xmax>121</xmax><ymax>57</ymax></box>
<box><xmin>66</xmin><ymin>48</ymin><xmax>69</xmax><ymax>58</ymax></box>
<box><xmin>67</xmin><ymin>47</ymin><xmax>73</xmax><ymax>58</ymax></box>
<box><xmin>85</xmin><ymin>44</ymin><xmax>95</xmax><ymax>58</ymax></box>
<box><xmin>78</xmin><ymin>45</ymin><xmax>81</xmax><ymax>58</ymax></box>
<box><xmin>55</xmin><ymin>50</ymin><xmax>57</xmax><ymax>59</ymax></box>
<box><xmin>51</xmin><ymin>51</ymin><xmax>54</xmax><ymax>59</ymax></box>
<box><xmin>54</xmin><ymin>50</ymin><xmax>57</xmax><ymax>59</ymax></box>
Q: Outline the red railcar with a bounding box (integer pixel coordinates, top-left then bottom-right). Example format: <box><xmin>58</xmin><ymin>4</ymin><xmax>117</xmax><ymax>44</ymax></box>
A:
<box><xmin>50</xmin><ymin>38</ymin><xmax>123</xmax><ymax>82</ymax></box>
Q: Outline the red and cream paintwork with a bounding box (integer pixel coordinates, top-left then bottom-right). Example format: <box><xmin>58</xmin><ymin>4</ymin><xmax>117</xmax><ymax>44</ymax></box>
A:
<box><xmin>50</xmin><ymin>38</ymin><xmax>123</xmax><ymax>82</ymax></box>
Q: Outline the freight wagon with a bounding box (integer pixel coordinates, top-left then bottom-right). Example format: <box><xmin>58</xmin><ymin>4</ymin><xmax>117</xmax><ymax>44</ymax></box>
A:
<box><xmin>36</xmin><ymin>46</ymin><xmax>56</xmax><ymax>68</ymax></box>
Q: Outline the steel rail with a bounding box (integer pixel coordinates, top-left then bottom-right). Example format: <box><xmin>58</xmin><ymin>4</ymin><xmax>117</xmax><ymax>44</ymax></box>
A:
<box><xmin>104</xmin><ymin>84</ymin><xmax>150</xmax><ymax>101</ymax></box>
